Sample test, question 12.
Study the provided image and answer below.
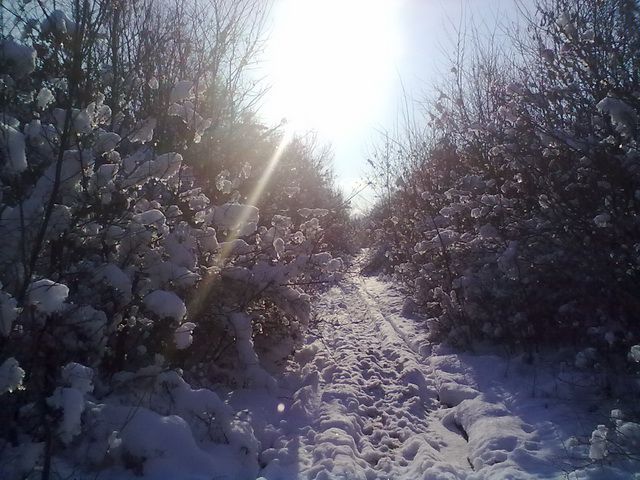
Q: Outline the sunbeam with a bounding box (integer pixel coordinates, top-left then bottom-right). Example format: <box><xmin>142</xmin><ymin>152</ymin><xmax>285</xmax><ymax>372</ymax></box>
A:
<box><xmin>187</xmin><ymin>126</ymin><xmax>295</xmax><ymax>318</ymax></box>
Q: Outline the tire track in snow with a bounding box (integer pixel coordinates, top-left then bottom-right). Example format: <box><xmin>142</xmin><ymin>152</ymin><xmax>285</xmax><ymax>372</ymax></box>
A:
<box><xmin>356</xmin><ymin>276</ymin><xmax>474</xmax><ymax>471</ymax></box>
<box><xmin>356</xmin><ymin>276</ymin><xmax>565</xmax><ymax>479</ymax></box>
<box><xmin>261</xmin><ymin>275</ymin><xmax>471</xmax><ymax>480</ymax></box>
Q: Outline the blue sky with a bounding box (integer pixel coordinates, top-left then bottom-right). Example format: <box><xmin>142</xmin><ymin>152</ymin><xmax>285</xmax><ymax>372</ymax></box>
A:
<box><xmin>258</xmin><ymin>0</ymin><xmax>528</xmax><ymax>213</ymax></box>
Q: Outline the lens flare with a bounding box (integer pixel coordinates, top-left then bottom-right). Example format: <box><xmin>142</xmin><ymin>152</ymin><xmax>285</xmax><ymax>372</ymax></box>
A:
<box><xmin>187</xmin><ymin>126</ymin><xmax>295</xmax><ymax>318</ymax></box>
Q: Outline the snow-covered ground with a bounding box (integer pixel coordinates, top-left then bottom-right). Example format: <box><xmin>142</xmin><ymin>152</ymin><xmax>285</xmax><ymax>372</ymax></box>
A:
<box><xmin>42</xmin><ymin>269</ymin><xmax>639</xmax><ymax>480</ymax></box>
<box><xmin>242</xmin><ymin>273</ymin><xmax>639</xmax><ymax>480</ymax></box>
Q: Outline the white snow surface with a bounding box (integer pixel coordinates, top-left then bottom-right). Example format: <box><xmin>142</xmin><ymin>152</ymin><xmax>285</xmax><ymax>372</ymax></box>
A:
<box><xmin>47</xmin><ymin>386</ymin><xmax>86</xmax><ymax>444</ymax></box>
<box><xmin>0</xmin><ymin>38</ymin><xmax>36</xmax><ymax>78</ymax></box>
<box><xmin>36</xmin><ymin>87</ymin><xmax>55</xmax><ymax>109</ymax></box>
<box><xmin>130</xmin><ymin>117</ymin><xmax>156</xmax><ymax>143</ymax></box>
<box><xmin>210</xmin><ymin>203</ymin><xmax>259</xmax><ymax>236</ymax></box>
<box><xmin>174</xmin><ymin>322</ymin><xmax>196</xmax><ymax>349</ymax></box>
<box><xmin>247</xmin><ymin>273</ymin><xmax>639</xmax><ymax>479</ymax></box>
<box><xmin>27</xmin><ymin>278</ymin><xmax>69</xmax><ymax>313</ymax></box>
<box><xmin>0</xmin><ymin>357</ymin><xmax>25</xmax><ymax>394</ymax></box>
<box><xmin>48</xmin><ymin>265</ymin><xmax>640</xmax><ymax>479</ymax></box>
<box><xmin>143</xmin><ymin>290</ymin><xmax>186</xmax><ymax>321</ymax></box>
<box><xmin>95</xmin><ymin>263</ymin><xmax>132</xmax><ymax>301</ymax></box>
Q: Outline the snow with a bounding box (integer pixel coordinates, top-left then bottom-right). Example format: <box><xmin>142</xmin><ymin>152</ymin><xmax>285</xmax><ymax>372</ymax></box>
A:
<box><xmin>0</xmin><ymin>357</ymin><xmax>25</xmax><ymax>394</ymax></box>
<box><xmin>170</xmin><ymin>80</ymin><xmax>193</xmax><ymax>103</ymax></box>
<box><xmin>210</xmin><ymin>203</ymin><xmax>259</xmax><ymax>236</ymax></box>
<box><xmin>229</xmin><ymin>312</ymin><xmax>277</xmax><ymax>391</ymax></box>
<box><xmin>27</xmin><ymin>278</ymin><xmax>69</xmax><ymax>313</ymax></box>
<box><xmin>78</xmin><ymin>369</ymin><xmax>262</xmax><ymax>479</ymax></box>
<box><xmin>41</xmin><ymin>10</ymin><xmax>77</xmax><ymax>38</ymax></box>
<box><xmin>52</xmin><ymin>106</ymin><xmax>98</xmax><ymax>134</ymax></box>
<box><xmin>5</xmin><ymin>259</ymin><xmax>640</xmax><ymax>479</ymax></box>
<box><xmin>415</xmin><ymin>240</ymin><xmax>429</xmax><ymax>254</ymax></box>
<box><xmin>0</xmin><ymin>38</ymin><xmax>36</xmax><ymax>78</ymax></box>
<box><xmin>1</xmin><ymin>122</ymin><xmax>27</xmax><ymax>174</ymax></box>
<box><xmin>478</xmin><ymin>224</ymin><xmax>499</xmax><ymax>239</ymax></box>
<box><xmin>174</xmin><ymin>322</ymin><xmax>196</xmax><ymax>349</ymax></box>
<box><xmin>593</xmin><ymin>213</ymin><xmax>610</xmax><ymax>227</ymax></box>
<box><xmin>86</xmin><ymin>94</ymin><xmax>111</xmax><ymax>126</ymax></box>
<box><xmin>167</xmin><ymin>102</ymin><xmax>212</xmax><ymax>141</ymax></box>
<box><xmin>36</xmin><ymin>87</ymin><xmax>55</xmax><ymax>109</ymax></box>
<box><xmin>273</xmin><ymin>237</ymin><xmax>285</xmax><ymax>258</ymax></box>
<box><xmin>285</xmin><ymin>186</ymin><xmax>300</xmax><ymax>197</ymax></box>
<box><xmin>68</xmin><ymin>306</ymin><xmax>107</xmax><ymax>346</ymax></box>
<box><xmin>130</xmin><ymin>117</ymin><xmax>156</xmax><ymax>143</ymax></box>
<box><xmin>241</xmin><ymin>267</ymin><xmax>639</xmax><ymax>480</ymax></box>
<box><xmin>272</xmin><ymin>215</ymin><xmax>293</xmax><ymax>229</ymax></box>
<box><xmin>123</xmin><ymin>411</ymin><xmax>218</xmax><ymax>475</ymax></box>
<box><xmin>327</xmin><ymin>258</ymin><xmax>343</xmax><ymax>272</ymax></box>
<box><xmin>219</xmin><ymin>238</ymin><xmax>254</xmax><ymax>256</ymax></box>
<box><xmin>25</xmin><ymin>118</ymin><xmax>57</xmax><ymax>149</ymax></box>
<box><xmin>47</xmin><ymin>387</ymin><xmax>86</xmax><ymax>444</ymax></box>
<box><xmin>96</xmin><ymin>163</ymin><xmax>119</xmax><ymax>186</ymax></box>
<box><xmin>62</xmin><ymin>362</ymin><xmax>94</xmax><ymax>393</ymax></box>
<box><xmin>298</xmin><ymin>208</ymin><xmax>329</xmax><ymax>218</ymax></box>
<box><xmin>2</xmin><ymin>1</ymin><xmax>638</xmax><ymax>477</ymax></box>
<box><xmin>95</xmin><ymin>263</ymin><xmax>132</xmax><ymax>301</ymax></box>
<box><xmin>92</xmin><ymin>403</ymin><xmax>256</xmax><ymax>480</ymax></box>
<box><xmin>133</xmin><ymin>209</ymin><xmax>166</xmax><ymax>227</ymax></box>
<box><xmin>122</xmin><ymin>152</ymin><xmax>182</xmax><ymax>187</ymax></box>
<box><xmin>589</xmin><ymin>425</ymin><xmax>608</xmax><ymax>460</ymax></box>
<box><xmin>215</xmin><ymin>170</ymin><xmax>233</xmax><ymax>193</ymax></box>
<box><xmin>0</xmin><ymin>285</ymin><xmax>19</xmax><ymax>336</ymax></box>
<box><xmin>615</xmin><ymin>418</ymin><xmax>640</xmax><ymax>451</ymax></box>
<box><xmin>431</xmin><ymin>229</ymin><xmax>458</xmax><ymax>248</ymax></box>
<box><xmin>437</xmin><ymin>382</ymin><xmax>479</xmax><ymax>407</ymax></box>
<box><xmin>597</xmin><ymin>96</ymin><xmax>637</xmax><ymax>134</ymax></box>
<box><xmin>0</xmin><ymin>442</ymin><xmax>42</xmax><ymax>480</ymax></box>
<box><xmin>94</xmin><ymin>131</ymin><xmax>121</xmax><ymax>153</ymax></box>
<box><xmin>143</xmin><ymin>290</ymin><xmax>187</xmax><ymax>321</ymax></box>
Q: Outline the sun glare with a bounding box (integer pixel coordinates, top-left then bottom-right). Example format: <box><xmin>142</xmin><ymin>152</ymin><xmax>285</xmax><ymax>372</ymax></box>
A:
<box><xmin>188</xmin><ymin>124</ymin><xmax>295</xmax><ymax>319</ymax></box>
<box><xmin>264</xmin><ymin>0</ymin><xmax>401</xmax><ymax>139</ymax></box>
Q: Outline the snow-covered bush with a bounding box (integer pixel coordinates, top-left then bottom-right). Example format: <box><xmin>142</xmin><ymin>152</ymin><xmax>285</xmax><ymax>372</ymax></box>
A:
<box><xmin>0</xmin><ymin>2</ymin><xmax>345</xmax><ymax>478</ymax></box>
<box><xmin>366</xmin><ymin>0</ymin><xmax>640</xmax><ymax>354</ymax></box>
<box><xmin>364</xmin><ymin>5</ymin><xmax>640</xmax><ymax>471</ymax></box>
<box><xmin>587</xmin><ymin>408</ymin><xmax>640</xmax><ymax>463</ymax></box>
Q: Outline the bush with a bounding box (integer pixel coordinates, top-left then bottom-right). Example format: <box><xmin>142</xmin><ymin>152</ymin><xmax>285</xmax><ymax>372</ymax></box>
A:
<box><xmin>0</xmin><ymin>1</ymin><xmax>346</xmax><ymax>478</ymax></box>
<box><xmin>366</xmin><ymin>0</ymin><xmax>640</xmax><ymax>354</ymax></box>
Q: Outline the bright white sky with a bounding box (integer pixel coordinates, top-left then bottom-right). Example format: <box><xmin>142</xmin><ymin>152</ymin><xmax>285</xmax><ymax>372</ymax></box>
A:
<box><xmin>258</xmin><ymin>0</ymin><xmax>525</xmax><ymax>213</ymax></box>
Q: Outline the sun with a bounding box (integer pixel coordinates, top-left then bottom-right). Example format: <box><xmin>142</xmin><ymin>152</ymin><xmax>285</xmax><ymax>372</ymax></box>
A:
<box><xmin>263</xmin><ymin>0</ymin><xmax>401</xmax><ymax>139</ymax></box>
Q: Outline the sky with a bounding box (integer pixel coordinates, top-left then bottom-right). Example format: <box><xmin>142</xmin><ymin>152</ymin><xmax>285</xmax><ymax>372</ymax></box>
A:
<box><xmin>257</xmin><ymin>0</ymin><xmax>526</xmax><ymax>213</ymax></box>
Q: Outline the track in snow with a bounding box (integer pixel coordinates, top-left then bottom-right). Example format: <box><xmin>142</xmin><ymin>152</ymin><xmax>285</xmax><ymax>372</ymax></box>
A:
<box><xmin>260</xmin><ymin>275</ymin><xmax>471</xmax><ymax>480</ymax></box>
<box><xmin>255</xmin><ymin>271</ymin><xmax>636</xmax><ymax>480</ymax></box>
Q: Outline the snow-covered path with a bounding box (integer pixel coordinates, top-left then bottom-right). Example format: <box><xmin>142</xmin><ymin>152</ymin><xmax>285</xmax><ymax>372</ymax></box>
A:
<box><xmin>293</xmin><ymin>278</ymin><xmax>469</xmax><ymax>479</ymax></box>
<box><xmin>255</xmin><ymin>274</ymin><xmax>572</xmax><ymax>480</ymax></box>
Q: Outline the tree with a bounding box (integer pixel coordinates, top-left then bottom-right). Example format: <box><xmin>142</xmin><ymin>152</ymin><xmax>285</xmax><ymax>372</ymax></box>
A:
<box><xmin>365</xmin><ymin>0</ymin><xmax>640</xmax><ymax>350</ymax></box>
<box><xmin>0</xmin><ymin>2</ymin><xmax>345</xmax><ymax>478</ymax></box>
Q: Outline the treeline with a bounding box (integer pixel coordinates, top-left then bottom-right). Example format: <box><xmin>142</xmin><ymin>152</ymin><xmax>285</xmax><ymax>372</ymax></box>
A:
<box><xmin>366</xmin><ymin>0</ymin><xmax>640</xmax><ymax>358</ymax></box>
